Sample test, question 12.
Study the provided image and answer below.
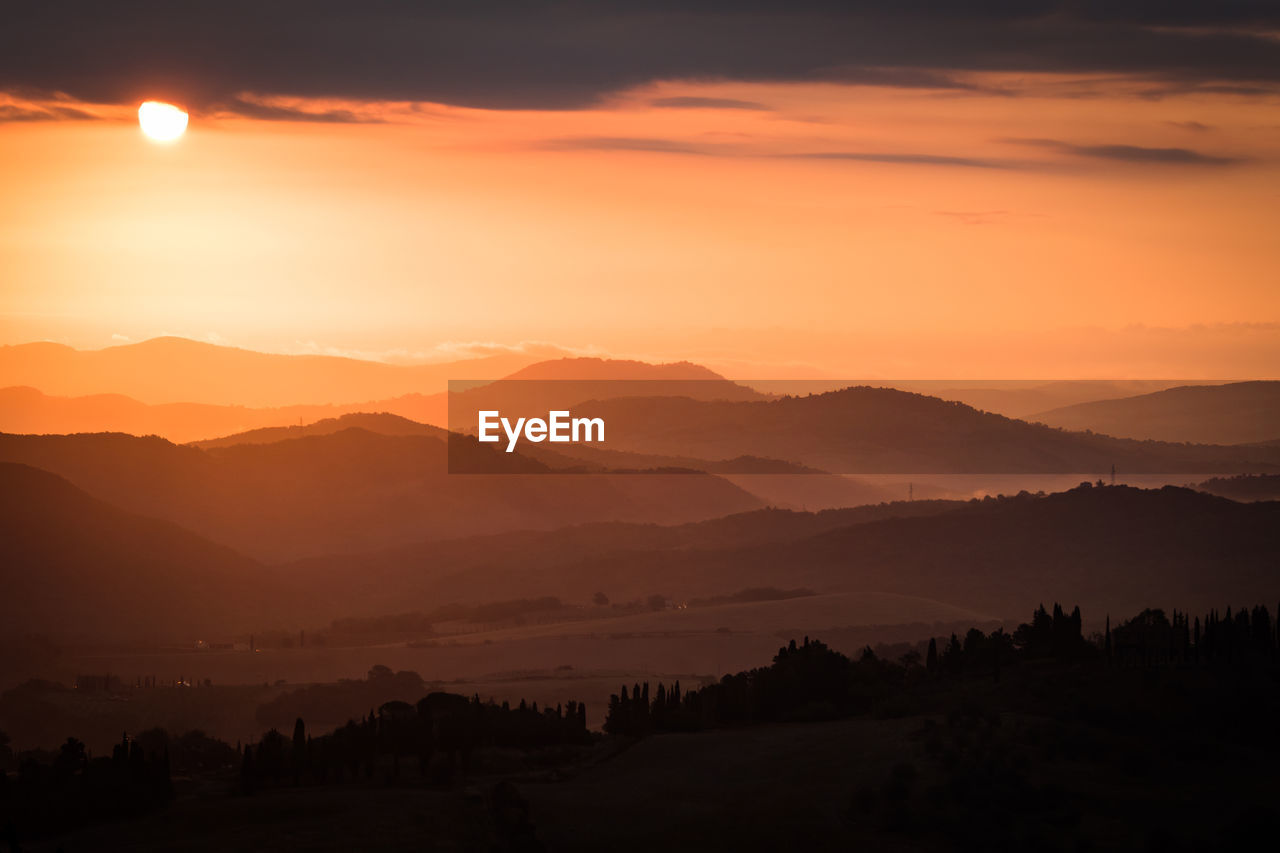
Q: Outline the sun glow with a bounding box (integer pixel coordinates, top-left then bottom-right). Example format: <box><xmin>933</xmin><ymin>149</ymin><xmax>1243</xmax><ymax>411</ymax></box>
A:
<box><xmin>138</xmin><ymin>101</ymin><xmax>188</xmax><ymax>142</ymax></box>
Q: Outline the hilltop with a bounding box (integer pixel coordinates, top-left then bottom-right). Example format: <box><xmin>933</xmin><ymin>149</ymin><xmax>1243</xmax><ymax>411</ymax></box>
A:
<box><xmin>1031</xmin><ymin>380</ymin><xmax>1280</xmax><ymax>445</ymax></box>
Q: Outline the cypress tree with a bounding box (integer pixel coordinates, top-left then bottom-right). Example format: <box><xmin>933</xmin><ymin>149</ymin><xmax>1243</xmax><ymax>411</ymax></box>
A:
<box><xmin>1105</xmin><ymin>615</ymin><xmax>1112</xmax><ymax>664</ymax></box>
<box><xmin>292</xmin><ymin>718</ymin><xmax>306</xmax><ymax>785</ymax></box>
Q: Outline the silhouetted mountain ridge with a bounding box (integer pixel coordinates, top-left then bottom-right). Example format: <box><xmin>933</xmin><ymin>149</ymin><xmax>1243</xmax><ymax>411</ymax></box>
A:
<box><xmin>569</xmin><ymin>385</ymin><xmax>1280</xmax><ymax>472</ymax></box>
<box><xmin>191</xmin><ymin>412</ymin><xmax>447</xmax><ymax>448</ymax></box>
<box><xmin>1031</xmin><ymin>381</ymin><xmax>1280</xmax><ymax>445</ymax></box>
<box><xmin>501</xmin><ymin>357</ymin><xmax>730</xmax><ymax>382</ymax></box>
<box><xmin>529</xmin><ymin>482</ymin><xmax>1280</xmax><ymax>620</ymax></box>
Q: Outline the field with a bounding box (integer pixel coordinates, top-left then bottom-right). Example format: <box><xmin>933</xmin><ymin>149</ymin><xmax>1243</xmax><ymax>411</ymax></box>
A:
<box><xmin>9</xmin><ymin>592</ymin><xmax>996</xmax><ymax>749</ymax></box>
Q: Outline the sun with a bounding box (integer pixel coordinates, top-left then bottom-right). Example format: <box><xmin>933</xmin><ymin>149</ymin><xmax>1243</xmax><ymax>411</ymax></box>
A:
<box><xmin>138</xmin><ymin>101</ymin><xmax>188</xmax><ymax>142</ymax></box>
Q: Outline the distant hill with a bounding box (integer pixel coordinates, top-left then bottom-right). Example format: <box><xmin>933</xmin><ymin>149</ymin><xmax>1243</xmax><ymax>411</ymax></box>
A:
<box><xmin>191</xmin><ymin>412</ymin><xmax>447</xmax><ymax>448</ymax></box>
<box><xmin>445</xmin><ymin>358</ymin><xmax>761</xmax><ymax>433</ymax></box>
<box><xmin>0</xmin><ymin>386</ymin><xmax>452</xmax><ymax>444</ymax></box>
<box><xmin>563</xmin><ymin>386</ymin><xmax>1280</xmax><ymax>473</ymax></box>
<box><xmin>909</xmin><ymin>380</ymin><xmax>1196</xmax><ymax>418</ymax></box>
<box><xmin>511</xmin><ymin>441</ymin><xmax>896</xmax><ymax>510</ymax></box>
<box><xmin>5</xmin><ymin>465</ymin><xmax>1275</xmax><ymax>643</ymax></box>
<box><xmin>0</xmin><ymin>337</ymin><xmax>552</xmax><ymax>407</ymax></box>
<box><xmin>0</xmin><ymin>463</ymin><xmax>264</xmax><ymax>641</ymax></box>
<box><xmin>1030</xmin><ymin>381</ymin><xmax>1280</xmax><ymax>444</ymax></box>
<box><xmin>379</xmin><ymin>484</ymin><xmax>1277</xmax><ymax>621</ymax></box>
<box><xmin>285</xmin><ymin>500</ymin><xmax>969</xmax><ymax>617</ymax></box>
<box><xmin>192</xmin><ymin>413</ymin><xmax>881</xmax><ymax>512</ymax></box>
<box><xmin>0</xmin><ymin>429</ymin><xmax>762</xmax><ymax>561</ymax></box>
<box><xmin>742</xmin><ymin>380</ymin><xmax>1204</xmax><ymax>418</ymax></box>
<box><xmin>745</xmin><ymin>483</ymin><xmax>1280</xmax><ymax>620</ymax></box>
<box><xmin>501</xmin><ymin>357</ymin><xmax>730</xmax><ymax>382</ymax></box>
<box><xmin>1196</xmin><ymin>473</ymin><xmax>1280</xmax><ymax>502</ymax></box>
<box><xmin>0</xmin><ymin>350</ymin><xmax>755</xmax><ymax>440</ymax></box>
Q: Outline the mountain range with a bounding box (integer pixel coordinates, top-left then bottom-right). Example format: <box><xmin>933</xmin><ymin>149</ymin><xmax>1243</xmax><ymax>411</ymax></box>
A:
<box><xmin>560</xmin><ymin>386</ymin><xmax>1280</xmax><ymax>473</ymax></box>
<box><xmin>2</xmin><ymin>338</ymin><xmax>1278</xmax><ymax>647</ymax></box>
<box><xmin>5</xmin><ymin>460</ymin><xmax>1276</xmax><ymax>642</ymax></box>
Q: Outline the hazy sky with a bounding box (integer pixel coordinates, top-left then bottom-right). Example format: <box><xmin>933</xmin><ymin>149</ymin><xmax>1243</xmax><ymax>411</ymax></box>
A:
<box><xmin>2</xmin><ymin>3</ymin><xmax>1278</xmax><ymax>377</ymax></box>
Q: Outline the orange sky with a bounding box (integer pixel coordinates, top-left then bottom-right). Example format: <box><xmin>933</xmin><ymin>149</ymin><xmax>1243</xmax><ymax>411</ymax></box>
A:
<box><xmin>2</xmin><ymin>76</ymin><xmax>1278</xmax><ymax>377</ymax></box>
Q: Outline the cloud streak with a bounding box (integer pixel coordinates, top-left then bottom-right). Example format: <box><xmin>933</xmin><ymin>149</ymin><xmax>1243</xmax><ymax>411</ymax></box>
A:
<box><xmin>650</xmin><ymin>96</ymin><xmax>770</xmax><ymax>111</ymax></box>
<box><xmin>538</xmin><ymin>138</ymin><xmax>1017</xmax><ymax>168</ymax></box>
<box><xmin>1006</xmin><ymin>137</ymin><xmax>1243</xmax><ymax>165</ymax></box>
<box><xmin>540</xmin><ymin>136</ymin><xmax>715</xmax><ymax>155</ymax></box>
<box><xmin>0</xmin><ymin>103</ymin><xmax>98</xmax><ymax>122</ymax></box>
<box><xmin>784</xmin><ymin>151</ymin><xmax>1010</xmax><ymax>169</ymax></box>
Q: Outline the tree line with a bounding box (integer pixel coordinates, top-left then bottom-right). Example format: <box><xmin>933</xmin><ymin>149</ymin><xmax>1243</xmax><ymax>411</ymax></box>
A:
<box><xmin>0</xmin><ymin>731</ymin><xmax>174</xmax><ymax>846</ymax></box>
<box><xmin>604</xmin><ymin>601</ymin><xmax>1280</xmax><ymax>737</ymax></box>
<box><xmin>0</xmin><ymin>688</ymin><xmax>586</xmax><ymax>844</ymax></box>
<box><xmin>240</xmin><ymin>691</ymin><xmax>589</xmax><ymax>791</ymax></box>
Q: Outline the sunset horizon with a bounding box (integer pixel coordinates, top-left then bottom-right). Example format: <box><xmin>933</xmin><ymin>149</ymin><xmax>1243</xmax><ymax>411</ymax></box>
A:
<box><xmin>4</xmin><ymin>5</ymin><xmax>1280</xmax><ymax>380</ymax></box>
<box><xmin>3</xmin><ymin>4</ymin><xmax>1279</xmax><ymax>851</ymax></box>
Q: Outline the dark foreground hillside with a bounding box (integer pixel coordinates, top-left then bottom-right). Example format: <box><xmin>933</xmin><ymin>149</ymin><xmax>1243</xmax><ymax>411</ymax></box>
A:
<box><xmin>6</xmin><ymin>602</ymin><xmax>1280</xmax><ymax>852</ymax></box>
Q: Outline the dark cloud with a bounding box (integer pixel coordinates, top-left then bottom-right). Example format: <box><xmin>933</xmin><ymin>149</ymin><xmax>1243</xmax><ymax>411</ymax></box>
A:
<box><xmin>540</xmin><ymin>136</ymin><xmax>713</xmax><ymax>155</ymax></box>
<box><xmin>1136</xmin><ymin>82</ymin><xmax>1280</xmax><ymax>100</ymax></box>
<box><xmin>2</xmin><ymin>2</ymin><xmax>1279</xmax><ymax>114</ymax></box>
<box><xmin>651</xmin><ymin>97</ymin><xmax>770</xmax><ymax>110</ymax></box>
<box><xmin>1006</xmin><ymin>137</ymin><xmax>1242</xmax><ymax>164</ymax></box>
<box><xmin>224</xmin><ymin>98</ymin><xmax>374</xmax><ymax>124</ymax></box>
<box><xmin>539</xmin><ymin>139</ymin><xmax>1016</xmax><ymax>167</ymax></box>
<box><xmin>1167</xmin><ymin>120</ymin><xmax>1214</xmax><ymax>132</ymax></box>
<box><xmin>822</xmin><ymin>66</ymin><xmax>988</xmax><ymax>91</ymax></box>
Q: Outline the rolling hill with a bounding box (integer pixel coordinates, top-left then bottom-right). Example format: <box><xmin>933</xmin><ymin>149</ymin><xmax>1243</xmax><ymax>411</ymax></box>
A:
<box><xmin>444</xmin><ymin>359</ymin><xmax>762</xmax><ymax>436</ymax></box>
<box><xmin>500</xmin><ymin>357</ymin><xmax>731</xmax><ymax>382</ymax></box>
<box><xmin>901</xmin><ymin>380</ymin><xmax>1197</xmax><ymax>419</ymax></box>
<box><xmin>560</xmin><ymin>386</ymin><xmax>1280</xmax><ymax>473</ymax></box>
<box><xmin>1030</xmin><ymin>381</ymin><xmax>1280</xmax><ymax>445</ymax></box>
<box><xmin>369</xmin><ymin>484</ymin><xmax>1279</xmax><ymax>623</ymax></box>
<box><xmin>190</xmin><ymin>412</ymin><xmax>448</xmax><ymax>448</ymax></box>
<box><xmin>282</xmin><ymin>499</ymin><xmax>970</xmax><ymax>616</ymax></box>
<box><xmin>0</xmin><ymin>463</ymin><xmax>265</xmax><ymax>641</ymax></box>
<box><xmin>3</xmin><ymin>460</ymin><xmax>1275</xmax><ymax>647</ymax></box>
<box><xmin>1196</xmin><ymin>473</ymin><xmax>1280</xmax><ymax>502</ymax></box>
<box><xmin>0</xmin><ymin>386</ymin><xmax>453</xmax><ymax>445</ymax></box>
<box><xmin>0</xmin><ymin>429</ymin><xmax>762</xmax><ymax>561</ymax></box>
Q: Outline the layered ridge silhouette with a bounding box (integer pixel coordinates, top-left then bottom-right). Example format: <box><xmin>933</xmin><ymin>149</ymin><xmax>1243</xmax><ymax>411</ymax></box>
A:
<box><xmin>372</xmin><ymin>484</ymin><xmax>1276</xmax><ymax>622</ymax></box>
<box><xmin>549</xmin><ymin>386</ymin><xmax>1280</xmax><ymax>473</ymax></box>
<box><xmin>1031</xmin><ymin>380</ymin><xmax>1280</xmax><ymax>445</ymax></box>
<box><xmin>0</xmin><ymin>346</ymin><xmax>762</xmax><ymax>441</ymax></box>
<box><xmin>0</xmin><ymin>388</ymin><xmax>452</xmax><ymax>445</ymax></box>
<box><xmin>4</xmin><ymin>466</ymin><xmax>1276</xmax><ymax>645</ymax></box>
<box><xmin>0</xmin><ymin>429</ymin><xmax>763</xmax><ymax>561</ymax></box>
